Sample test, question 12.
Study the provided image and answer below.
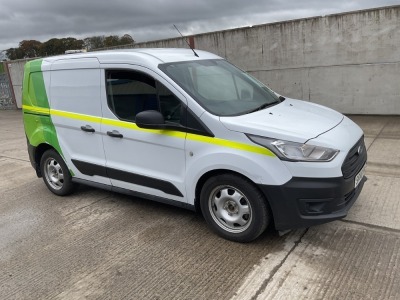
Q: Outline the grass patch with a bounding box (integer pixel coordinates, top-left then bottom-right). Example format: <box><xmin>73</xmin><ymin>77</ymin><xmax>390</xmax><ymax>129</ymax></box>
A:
<box><xmin>0</xmin><ymin>63</ymin><xmax>4</xmax><ymax>74</ymax></box>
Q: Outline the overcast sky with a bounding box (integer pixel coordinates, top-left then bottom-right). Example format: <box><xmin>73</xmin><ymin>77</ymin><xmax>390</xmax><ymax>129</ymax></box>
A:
<box><xmin>1</xmin><ymin>0</ymin><xmax>399</xmax><ymax>56</ymax></box>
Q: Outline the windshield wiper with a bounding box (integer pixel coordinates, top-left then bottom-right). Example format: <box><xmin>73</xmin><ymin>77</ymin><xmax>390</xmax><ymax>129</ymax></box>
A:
<box><xmin>246</xmin><ymin>101</ymin><xmax>279</xmax><ymax>114</ymax></box>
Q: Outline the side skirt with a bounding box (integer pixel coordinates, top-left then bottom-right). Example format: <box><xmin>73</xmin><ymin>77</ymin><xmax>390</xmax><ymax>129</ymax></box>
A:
<box><xmin>71</xmin><ymin>178</ymin><xmax>195</xmax><ymax>211</ymax></box>
<box><xmin>71</xmin><ymin>159</ymin><xmax>183</xmax><ymax>197</ymax></box>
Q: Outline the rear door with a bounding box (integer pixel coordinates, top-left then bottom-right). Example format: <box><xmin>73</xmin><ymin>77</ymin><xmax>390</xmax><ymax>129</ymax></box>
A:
<box><xmin>100</xmin><ymin>65</ymin><xmax>188</xmax><ymax>202</ymax></box>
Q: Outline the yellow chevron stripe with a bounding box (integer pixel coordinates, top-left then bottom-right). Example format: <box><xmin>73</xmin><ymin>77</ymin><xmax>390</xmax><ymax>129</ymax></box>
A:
<box><xmin>50</xmin><ymin>109</ymin><xmax>102</xmax><ymax>123</ymax></box>
<box><xmin>23</xmin><ymin>105</ymin><xmax>275</xmax><ymax>157</ymax></box>
<box><xmin>186</xmin><ymin>133</ymin><xmax>274</xmax><ymax>156</ymax></box>
<box><xmin>22</xmin><ymin>105</ymin><xmax>50</xmax><ymax>115</ymax></box>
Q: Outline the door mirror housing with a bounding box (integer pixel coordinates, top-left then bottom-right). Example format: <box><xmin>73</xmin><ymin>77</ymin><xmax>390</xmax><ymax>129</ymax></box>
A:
<box><xmin>136</xmin><ymin>110</ymin><xmax>166</xmax><ymax>129</ymax></box>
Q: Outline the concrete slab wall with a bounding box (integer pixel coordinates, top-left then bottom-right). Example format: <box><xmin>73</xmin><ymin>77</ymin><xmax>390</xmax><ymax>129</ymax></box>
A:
<box><xmin>134</xmin><ymin>6</ymin><xmax>400</xmax><ymax>115</ymax></box>
<box><xmin>0</xmin><ymin>62</ymin><xmax>15</xmax><ymax>109</ymax></box>
<box><xmin>6</xmin><ymin>59</ymin><xmax>32</xmax><ymax>109</ymax></box>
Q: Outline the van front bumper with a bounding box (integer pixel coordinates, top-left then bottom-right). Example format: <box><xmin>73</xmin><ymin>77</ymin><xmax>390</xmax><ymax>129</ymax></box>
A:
<box><xmin>258</xmin><ymin>174</ymin><xmax>367</xmax><ymax>231</ymax></box>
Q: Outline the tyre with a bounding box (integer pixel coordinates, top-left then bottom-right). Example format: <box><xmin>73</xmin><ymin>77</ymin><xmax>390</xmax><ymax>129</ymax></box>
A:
<box><xmin>200</xmin><ymin>173</ymin><xmax>270</xmax><ymax>243</ymax></box>
<box><xmin>40</xmin><ymin>149</ymin><xmax>76</xmax><ymax>196</ymax></box>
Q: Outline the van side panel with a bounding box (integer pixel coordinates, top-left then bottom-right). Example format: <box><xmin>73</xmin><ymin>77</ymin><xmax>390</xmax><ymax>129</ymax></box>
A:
<box><xmin>22</xmin><ymin>59</ymin><xmax>63</xmax><ymax>156</ymax></box>
<box><xmin>49</xmin><ymin>59</ymin><xmax>110</xmax><ymax>186</ymax></box>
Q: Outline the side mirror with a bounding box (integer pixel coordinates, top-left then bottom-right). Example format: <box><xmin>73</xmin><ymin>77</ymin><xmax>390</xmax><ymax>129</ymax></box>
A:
<box><xmin>136</xmin><ymin>110</ymin><xmax>165</xmax><ymax>129</ymax></box>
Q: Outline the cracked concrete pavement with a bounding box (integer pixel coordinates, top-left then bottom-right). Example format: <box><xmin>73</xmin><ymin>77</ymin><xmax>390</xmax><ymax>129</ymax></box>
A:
<box><xmin>0</xmin><ymin>110</ymin><xmax>399</xmax><ymax>299</ymax></box>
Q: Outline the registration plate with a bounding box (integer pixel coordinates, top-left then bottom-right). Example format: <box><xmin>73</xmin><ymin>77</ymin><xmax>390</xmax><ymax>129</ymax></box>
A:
<box><xmin>354</xmin><ymin>164</ymin><xmax>366</xmax><ymax>188</ymax></box>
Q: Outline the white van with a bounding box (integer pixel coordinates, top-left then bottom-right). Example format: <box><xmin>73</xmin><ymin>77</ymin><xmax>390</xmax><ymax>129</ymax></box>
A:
<box><xmin>22</xmin><ymin>48</ymin><xmax>367</xmax><ymax>242</ymax></box>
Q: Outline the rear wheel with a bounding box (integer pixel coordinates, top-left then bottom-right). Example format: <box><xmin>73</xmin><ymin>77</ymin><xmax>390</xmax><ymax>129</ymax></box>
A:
<box><xmin>40</xmin><ymin>149</ymin><xmax>76</xmax><ymax>196</ymax></box>
<box><xmin>200</xmin><ymin>173</ymin><xmax>270</xmax><ymax>242</ymax></box>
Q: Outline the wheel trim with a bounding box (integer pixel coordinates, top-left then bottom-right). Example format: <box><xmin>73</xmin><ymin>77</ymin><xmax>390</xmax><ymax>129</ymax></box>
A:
<box><xmin>44</xmin><ymin>157</ymin><xmax>64</xmax><ymax>190</ymax></box>
<box><xmin>208</xmin><ymin>185</ymin><xmax>252</xmax><ymax>233</ymax></box>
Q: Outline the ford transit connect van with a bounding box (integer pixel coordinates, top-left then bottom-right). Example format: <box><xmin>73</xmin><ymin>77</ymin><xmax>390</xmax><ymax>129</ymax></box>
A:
<box><xmin>22</xmin><ymin>49</ymin><xmax>367</xmax><ymax>242</ymax></box>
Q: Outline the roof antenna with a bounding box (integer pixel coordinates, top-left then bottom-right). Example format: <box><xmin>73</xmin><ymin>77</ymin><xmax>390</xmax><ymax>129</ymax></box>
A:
<box><xmin>173</xmin><ymin>24</ymin><xmax>199</xmax><ymax>57</ymax></box>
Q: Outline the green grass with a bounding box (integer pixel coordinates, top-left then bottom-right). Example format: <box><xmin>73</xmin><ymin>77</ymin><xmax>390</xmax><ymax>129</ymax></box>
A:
<box><xmin>0</xmin><ymin>63</ymin><xmax>4</xmax><ymax>74</ymax></box>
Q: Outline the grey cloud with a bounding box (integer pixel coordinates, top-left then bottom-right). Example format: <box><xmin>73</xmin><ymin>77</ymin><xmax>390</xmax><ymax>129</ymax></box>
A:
<box><xmin>0</xmin><ymin>0</ymin><xmax>399</xmax><ymax>54</ymax></box>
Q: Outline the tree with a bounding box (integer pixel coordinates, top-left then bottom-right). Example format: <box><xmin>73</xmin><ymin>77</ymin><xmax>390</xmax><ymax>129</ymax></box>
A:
<box><xmin>60</xmin><ymin>37</ymin><xmax>84</xmax><ymax>51</ymax></box>
<box><xmin>40</xmin><ymin>38</ymin><xmax>64</xmax><ymax>56</ymax></box>
<box><xmin>19</xmin><ymin>40</ymin><xmax>42</xmax><ymax>58</ymax></box>
<box><xmin>120</xmin><ymin>34</ymin><xmax>134</xmax><ymax>45</ymax></box>
<box><xmin>5</xmin><ymin>48</ymin><xmax>24</xmax><ymax>60</ymax></box>
<box><xmin>104</xmin><ymin>35</ymin><xmax>120</xmax><ymax>47</ymax></box>
<box><xmin>40</xmin><ymin>38</ymin><xmax>85</xmax><ymax>56</ymax></box>
<box><xmin>5</xmin><ymin>41</ymin><xmax>41</xmax><ymax>59</ymax></box>
<box><xmin>5</xmin><ymin>33</ymin><xmax>135</xmax><ymax>60</ymax></box>
<box><xmin>84</xmin><ymin>36</ymin><xmax>105</xmax><ymax>50</ymax></box>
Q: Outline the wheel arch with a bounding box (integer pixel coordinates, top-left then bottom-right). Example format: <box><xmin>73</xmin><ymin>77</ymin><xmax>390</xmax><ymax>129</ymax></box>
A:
<box><xmin>194</xmin><ymin>169</ymin><xmax>274</xmax><ymax>224</ymax></box>
<box><xmin>33</xmin><ymin>143</ymin><xmax>59</xmax><ymax>177</ymax></box>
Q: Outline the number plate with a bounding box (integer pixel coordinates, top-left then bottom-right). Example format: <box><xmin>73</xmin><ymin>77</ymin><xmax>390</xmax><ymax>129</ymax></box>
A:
<box><xmin>354</xmin><ymin>164</ymin><xmax>366</xmax><ymax>188</ymax></box>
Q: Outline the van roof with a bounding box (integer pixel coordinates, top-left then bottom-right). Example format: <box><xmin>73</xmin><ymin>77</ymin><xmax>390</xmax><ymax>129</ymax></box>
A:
<box><xmin>42</xmin><ymin>48</ymin><xmax>222</xmax><ymax>65</ymax></box>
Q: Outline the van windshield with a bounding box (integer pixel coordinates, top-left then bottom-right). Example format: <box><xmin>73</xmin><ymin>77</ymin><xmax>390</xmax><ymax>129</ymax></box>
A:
<box><xmin>159</xmin><ymin>59</ymin><xmax>279</xmax><ymax>116</ymax></box>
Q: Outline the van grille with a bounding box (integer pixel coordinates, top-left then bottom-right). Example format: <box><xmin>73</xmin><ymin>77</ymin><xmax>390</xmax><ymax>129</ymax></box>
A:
<box><xmin>341</xmin><ymin>137</ymin><xmax>367</xmax><ymax>179</ymax></box>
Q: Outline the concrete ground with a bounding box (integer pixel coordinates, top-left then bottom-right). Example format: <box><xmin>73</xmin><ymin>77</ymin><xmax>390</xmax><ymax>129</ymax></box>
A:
<box><xmin>0</xmin><ymin>110</ymin><xmax>399</xmax><ymax>300</ymax></box>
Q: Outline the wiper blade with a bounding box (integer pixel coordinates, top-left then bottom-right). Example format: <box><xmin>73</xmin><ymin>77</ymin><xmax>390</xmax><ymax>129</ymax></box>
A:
<box><xmin>247</xmin><ymin>101</ymin><xmax>279</xmax><ymax>114</ymax></box>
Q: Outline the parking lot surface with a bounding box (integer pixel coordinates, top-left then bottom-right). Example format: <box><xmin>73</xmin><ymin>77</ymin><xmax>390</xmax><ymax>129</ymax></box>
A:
<box><xmin>0</xmin><ymin>110</ymin><xmax>399</xmax><ymax>299</ymax></box>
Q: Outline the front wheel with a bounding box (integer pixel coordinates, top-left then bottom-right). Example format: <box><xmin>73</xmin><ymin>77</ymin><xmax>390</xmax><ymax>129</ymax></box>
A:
<box><xmin>40</xmin><ymin>149</ymin><xmax>76</xmax><ymax>196</ymax></box>
<box><xmin>200</xmin><ymin>174</ymin><xmax>270</xmax><ymax>242</ymax></box>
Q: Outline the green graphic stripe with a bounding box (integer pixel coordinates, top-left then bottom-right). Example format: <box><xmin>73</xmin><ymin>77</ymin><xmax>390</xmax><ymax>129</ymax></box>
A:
<box><xmin>22</xmin><ymin>59</ymin><xmax>62</xmax><ymax>156</ymax></box>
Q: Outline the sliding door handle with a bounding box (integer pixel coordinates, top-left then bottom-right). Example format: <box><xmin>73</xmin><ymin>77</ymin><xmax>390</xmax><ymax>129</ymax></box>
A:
<box><xmin>80</xmin><ymin>125</ymin><xmax>95</xmax><ymax>133</ymax></box>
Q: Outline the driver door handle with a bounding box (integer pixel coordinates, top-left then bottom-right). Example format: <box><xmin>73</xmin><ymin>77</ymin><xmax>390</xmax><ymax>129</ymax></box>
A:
<box><xmin>107</xmin><ymin>130</ymin><xmax>123</xmax><ymax>138</ymax></box>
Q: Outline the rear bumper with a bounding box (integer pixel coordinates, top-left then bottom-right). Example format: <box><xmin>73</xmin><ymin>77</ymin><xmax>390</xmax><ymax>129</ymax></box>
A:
<box><xmin>259</xmin><ymin>172</ymin><xmax>367</xmax><ymax>231</ymax></box>
<box><xmin>27</xmin><ymin>138</ymin><xmax>36</xmax><ymax>168</ymax></box>
<box><xmin>26</xmin><ymin>139</ymin><xmax>41</xmax><ymax>177</ymax></box>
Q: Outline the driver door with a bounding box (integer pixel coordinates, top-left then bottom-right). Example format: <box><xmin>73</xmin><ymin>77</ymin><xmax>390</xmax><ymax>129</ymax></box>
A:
<box><xmin>100</xmin><ymin>65</ymin><xmax>188</xmax><ymax>202</ymax></box>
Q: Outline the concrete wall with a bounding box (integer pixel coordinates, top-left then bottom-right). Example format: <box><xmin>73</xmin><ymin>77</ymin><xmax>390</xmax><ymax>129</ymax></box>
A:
<box><xmin>0</xmin><ymin>62</ymin><xmax>15</xmax><ymax>109</ymax></box>
<box><xmin>6</xmin><ymin>59</ymin><xmax>31</xmax><ymax>108</ymax></box>
<box><xmin>134</xmin><ymin>6</ymin><xmax>400</xmax><ymax>115</ymax></box>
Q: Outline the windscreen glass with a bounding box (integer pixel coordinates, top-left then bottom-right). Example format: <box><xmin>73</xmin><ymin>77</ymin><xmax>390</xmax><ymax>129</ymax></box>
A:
<box><xmin>159</xmin><ymin>59</ymin><xmax>279</xmax><ymax>116</ymax></box>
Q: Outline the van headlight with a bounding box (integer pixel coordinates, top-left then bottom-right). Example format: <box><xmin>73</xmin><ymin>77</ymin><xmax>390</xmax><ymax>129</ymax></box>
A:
<box><xmin>247</xmin><ymin>134</ymin><xmax>339</xmax><ymax>162</ymax></box>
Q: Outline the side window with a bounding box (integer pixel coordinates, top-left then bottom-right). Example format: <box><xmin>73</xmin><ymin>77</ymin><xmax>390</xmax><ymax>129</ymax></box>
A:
<box><xmin>106</xmin><ymin>70</ymin><xmax>158</xmax><ymax>121</ymax></box>
<box><xmin>106</xmin><ymin>70</ymin><xmax>183</xmax><ymax>124</ymax></box>
<box><xmin>157</xmin><ymin>82</ymin><xmax>182</xmax><ymax>123</ymax></box>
